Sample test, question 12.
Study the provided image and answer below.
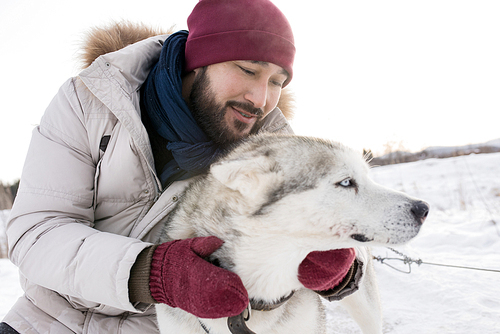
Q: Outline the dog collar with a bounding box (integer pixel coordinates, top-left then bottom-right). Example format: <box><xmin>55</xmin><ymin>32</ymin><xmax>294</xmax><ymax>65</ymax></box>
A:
<box><xmin>227</xmin><ymin>291</ymin><xmax>295</xmax><ymax>334</ymax></box>
<box><xmin>249</xmin><ymin>291</ymin><xmax>295</xmax><ymax>312</ymax></box>
<box><xmin>198</xmin><ymin>291</ymin><xmax>295</xmax><ymax>334</ymax></box>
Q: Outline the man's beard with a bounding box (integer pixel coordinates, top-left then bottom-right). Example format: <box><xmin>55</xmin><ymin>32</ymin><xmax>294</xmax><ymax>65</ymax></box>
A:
<box><xmin>188</xmin><ymin>67</ymin><xmax>264</xmax><ymax>148</ymax></box>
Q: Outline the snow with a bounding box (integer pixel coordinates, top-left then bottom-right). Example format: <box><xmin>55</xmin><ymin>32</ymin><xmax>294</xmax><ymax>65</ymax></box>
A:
<box><xmin>486</xmin><ymin>138</ymin><xmax>500</xmax><ymax>148</ymax></box>
<box><xmin>325</xmin><ymin>152</ymin><xmax>500</xmax><ymax>333</ymax></box>
<box><xmin>0</xmin><ymin>259</ymin><xmax>23</xmax><ymax>321</ymax></box>
<box><xmin>0</xmin><ymin>211</ymin><xmax>8</xmax><ymax>259</ymax></box>
<box><xmin>1</xmin><ymin>153</ymin><xmax>500</xmax><ymax>332</ymax></box>
<box><xmin>1</xmin><ymin>210</ymin><xmax>23</xmax><ymax>321</ymax></box>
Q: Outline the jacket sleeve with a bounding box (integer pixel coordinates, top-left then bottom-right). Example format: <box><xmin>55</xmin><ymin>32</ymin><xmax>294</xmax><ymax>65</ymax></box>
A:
<box><xmin>6</xmin><ymin>78</ymin><xmax>150</xmax><ymax>312</ymax></box>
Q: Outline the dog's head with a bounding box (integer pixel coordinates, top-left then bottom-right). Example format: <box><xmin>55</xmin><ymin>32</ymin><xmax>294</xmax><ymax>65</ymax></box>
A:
<box><xmin>210</xmin><ymin>134</ymin><xmax>428</xmax><ymax>249</ymax></box>
<box><xmin>166</xmin><ymin>134</ymin><xmax>428</xmax><ymax>300</ymax></box>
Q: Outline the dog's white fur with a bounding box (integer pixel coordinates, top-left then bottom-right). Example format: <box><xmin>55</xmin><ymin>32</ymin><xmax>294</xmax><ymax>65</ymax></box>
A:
<box><xmin>155</xmin><ymin>134</ymin><xmax>427</xmax><ymax>334</ymax></box>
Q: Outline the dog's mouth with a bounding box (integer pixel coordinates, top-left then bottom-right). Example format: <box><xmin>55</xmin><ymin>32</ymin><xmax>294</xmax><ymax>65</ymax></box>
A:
<box><xmin>350</xmin><ymin>234</ymin><xmax>373</xmax><ymax>242</ymax></box>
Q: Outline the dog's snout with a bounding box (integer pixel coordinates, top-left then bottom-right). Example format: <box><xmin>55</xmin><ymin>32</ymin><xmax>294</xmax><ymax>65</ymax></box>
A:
<box><xmin>411</xmin><ymin>201</ymin><xmax>429</xmax><ymax>224</ymax></box>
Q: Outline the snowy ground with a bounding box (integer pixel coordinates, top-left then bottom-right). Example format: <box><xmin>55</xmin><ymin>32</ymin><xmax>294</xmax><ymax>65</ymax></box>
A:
<box><xmin>326</xmin><ymin>152</ymin><xmax>500</xmax><ymax>333</ymax></box>
<box><xmin>1</xmin><ymin>153</ymin><xmax>500</xmax><ymax>333</ymax></box>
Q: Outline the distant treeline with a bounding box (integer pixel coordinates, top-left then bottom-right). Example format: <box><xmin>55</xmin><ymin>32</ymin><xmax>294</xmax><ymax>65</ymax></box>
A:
<box><xmin>369</xmin><ymin>144</ymin><xmax>500</xmax><ymax>167</ymax></box>
<box><xmin>0</xmin><ymin>180</ymin><xmax>19</xmax><ymax>210</ymax></box>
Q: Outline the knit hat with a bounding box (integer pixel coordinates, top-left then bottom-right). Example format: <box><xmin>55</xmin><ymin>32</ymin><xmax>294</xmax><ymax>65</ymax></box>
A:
<box><xmin>185</xmin><ymin>0</ymin><xmax>295</xmax><ymax>87</ymax></box>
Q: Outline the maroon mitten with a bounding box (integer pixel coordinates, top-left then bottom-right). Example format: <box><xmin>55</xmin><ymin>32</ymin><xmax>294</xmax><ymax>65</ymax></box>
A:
<box><xmin>298</xmin><ymin>248</ymin><xmax>356</xmax><ymax>291</ymax></box>
<box><xmin>149</xmin><ymin>236</ymin><xmax>248</xmax><ymax>318</ymax></box>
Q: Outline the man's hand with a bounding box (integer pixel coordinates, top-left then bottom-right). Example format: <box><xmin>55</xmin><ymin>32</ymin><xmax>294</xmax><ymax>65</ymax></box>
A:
<box><xmin>149</xmin><ymin>236</ymin><xmax>249</xmax><ymax>319</ymax></box>
<box><xmin>298</xmin><ymin>248</ymin><xmax>356</xmax><ymax>291</ymax></box>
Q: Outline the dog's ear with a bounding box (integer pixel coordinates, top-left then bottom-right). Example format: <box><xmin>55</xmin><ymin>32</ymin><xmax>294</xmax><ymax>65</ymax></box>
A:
<box><xmin>211</xmin><ymin>156</ymin><xmax>277</xmax><ymax>199</ymax></box>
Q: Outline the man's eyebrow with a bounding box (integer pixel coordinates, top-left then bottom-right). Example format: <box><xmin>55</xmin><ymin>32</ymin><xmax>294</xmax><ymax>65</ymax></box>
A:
<box><xmin>246</xmin><ymin>60</ymin><xmax>289</xmax><ymax>77</ymax></box>
<box><xmin>248</xmin><ymin>60</ymin><xmax>268</xmax><ymax>66</ymax></box>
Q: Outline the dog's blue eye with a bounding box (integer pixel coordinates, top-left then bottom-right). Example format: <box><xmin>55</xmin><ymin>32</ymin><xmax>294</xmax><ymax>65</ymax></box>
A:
<box><xmin>339</xmin><ymin>179</ymin><xmax>351</xmax><ymax>187</ymax></box>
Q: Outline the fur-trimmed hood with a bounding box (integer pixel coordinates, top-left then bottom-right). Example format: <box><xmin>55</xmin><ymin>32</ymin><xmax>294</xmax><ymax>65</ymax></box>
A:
<box><xmin>79</xmin><ymin>21</ymin><xmax>294</xmax><ymax>120</ymax></box>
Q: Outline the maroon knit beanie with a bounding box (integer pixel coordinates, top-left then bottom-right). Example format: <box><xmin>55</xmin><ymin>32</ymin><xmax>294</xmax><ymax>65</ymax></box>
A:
<box><xmin>185</xmin><ymin>0</ymin><xmax>295</xmax><ymax>87</ymax></box>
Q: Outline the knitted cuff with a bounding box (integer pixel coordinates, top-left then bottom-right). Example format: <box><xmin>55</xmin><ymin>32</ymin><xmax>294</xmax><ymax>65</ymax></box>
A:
<box><xmin>128</xmin><ymin>245</ymin><xmax>158</xmax><ymax>304</ymax></box>
<box><xmin>149</xmin><ymin>241</ymin><xmax>175</xmax><ymax>306</ymax></box>
<box><xmin>314</xmin><ymin>259</ymin><xmax>359</xmax><ymax>300</ymax></box>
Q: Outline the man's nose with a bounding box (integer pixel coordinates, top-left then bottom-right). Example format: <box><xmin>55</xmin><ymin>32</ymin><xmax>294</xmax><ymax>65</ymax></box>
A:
<box><xmin>244</xmin><ymin>81</ymin><xmax>268</xmax><ymax>110</ymax></box>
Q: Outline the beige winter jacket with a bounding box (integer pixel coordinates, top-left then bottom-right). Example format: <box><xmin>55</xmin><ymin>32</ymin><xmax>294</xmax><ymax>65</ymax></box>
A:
<box><xmin>4</xmin><ymin>23</ymin><xmax>293</xmax><ymax>333</ymax></box>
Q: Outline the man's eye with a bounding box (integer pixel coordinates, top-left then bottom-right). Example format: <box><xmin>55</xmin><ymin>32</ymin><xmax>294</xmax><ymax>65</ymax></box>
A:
<box><xmin>271</xmin><ymin>80</ymin><xmax>284</xmax><ymax>88</ymax></box>
<box><xmin>238</xmin><ymin>66</ymin><xmax>255</xmax><ymax>76</ymax></box>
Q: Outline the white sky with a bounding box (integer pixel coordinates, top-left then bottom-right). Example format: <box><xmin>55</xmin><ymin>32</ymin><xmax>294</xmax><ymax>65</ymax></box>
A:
<box><xmin>1</xmin><ymin>0</ymin><xmax>499</xmax><ymax>183</ymax></box>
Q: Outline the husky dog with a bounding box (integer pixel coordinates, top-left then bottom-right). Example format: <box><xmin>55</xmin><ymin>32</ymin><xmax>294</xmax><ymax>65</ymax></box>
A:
<box><xmin>156</xmin><ymin>134</ymin><xmax>429</xmax><ymax>334</ymax></box>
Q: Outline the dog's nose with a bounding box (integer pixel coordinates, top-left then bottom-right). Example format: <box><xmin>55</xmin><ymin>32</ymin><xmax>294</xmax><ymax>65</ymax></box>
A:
<box><xmin>411</xmin><ymin>201</ymin><xmax>429</xmax><ymax>224</ymax></box>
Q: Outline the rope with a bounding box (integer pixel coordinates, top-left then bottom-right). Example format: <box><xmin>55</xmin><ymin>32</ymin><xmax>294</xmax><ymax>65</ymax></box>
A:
<box><xmin>373</xmin><ymin>247</ymin><xmax>500</xmax><ymax>274</ymax></box>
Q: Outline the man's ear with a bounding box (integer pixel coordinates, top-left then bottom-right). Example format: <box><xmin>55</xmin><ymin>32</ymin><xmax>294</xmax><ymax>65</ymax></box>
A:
<box><xmin>210</xmin><ymin>156</ymin><xmax>278</xmax><ymax>199</ymax></box>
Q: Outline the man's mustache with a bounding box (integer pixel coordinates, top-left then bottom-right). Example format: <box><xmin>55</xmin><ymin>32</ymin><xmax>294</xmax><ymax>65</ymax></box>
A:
<box><xmin>226</xmin><ymin>101</ymin><xmax>263</xmax><ymax>118</ymax></box>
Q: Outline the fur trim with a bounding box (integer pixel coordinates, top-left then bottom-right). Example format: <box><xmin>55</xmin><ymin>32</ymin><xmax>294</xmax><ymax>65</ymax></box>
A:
<box><xmin>79</xmin><ymin>21</ymin><xmax>170</xmax><ymax>69</ymax></box>
<box><xmin>79</xmin><ymin>21</ymin><xmax>294</xmax><ymax>119</ymax></box>
<box><xmin>276</xmin><ymin>88</ymin><xmax>294</xmax><ymax>120</ymax></box>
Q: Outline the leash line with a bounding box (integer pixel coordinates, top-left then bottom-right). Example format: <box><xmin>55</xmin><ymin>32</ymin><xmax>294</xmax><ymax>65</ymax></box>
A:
<box><xmin>373</xmin><ymin>248</ymin><xmax>500</xmax><ymax>274</ymax></box>
<box><xmin>419</xmin><ymin>261</ymin><xmax>500</xmax><ymax>273</ymax></box>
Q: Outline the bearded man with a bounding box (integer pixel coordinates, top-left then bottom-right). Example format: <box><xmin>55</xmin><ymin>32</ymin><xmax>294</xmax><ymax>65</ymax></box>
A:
<box><xmin>2</xmin><ymin>1</ymin><xmax>358</xmax><ymax>333</ymax></box>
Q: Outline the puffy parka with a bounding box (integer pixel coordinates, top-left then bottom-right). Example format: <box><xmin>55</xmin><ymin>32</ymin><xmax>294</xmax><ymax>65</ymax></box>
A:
<box><xmin>4</xmin><ymin>24</ymin><xmax>293</xmax><ymax>333</ymax></box>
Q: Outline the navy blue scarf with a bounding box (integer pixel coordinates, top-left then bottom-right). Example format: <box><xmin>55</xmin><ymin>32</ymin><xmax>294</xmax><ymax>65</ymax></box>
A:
<box><xmin>141</xmin><ymin>31</ymin><xmax>222</xmax><ymax>186</ymax></box>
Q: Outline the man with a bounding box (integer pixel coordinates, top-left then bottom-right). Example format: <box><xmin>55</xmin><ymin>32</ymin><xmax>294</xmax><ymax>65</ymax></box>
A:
<box><xmin>1</xmin><ymin>0</ymin><xmax>358</xmax><ymax>333</ymax></box>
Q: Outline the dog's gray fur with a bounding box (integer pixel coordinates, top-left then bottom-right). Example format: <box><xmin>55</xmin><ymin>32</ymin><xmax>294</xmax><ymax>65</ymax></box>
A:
<box><xmin>155</xmin><ymin>133</ymin><xmax>427</xmax><ymax>334</ymax></box>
